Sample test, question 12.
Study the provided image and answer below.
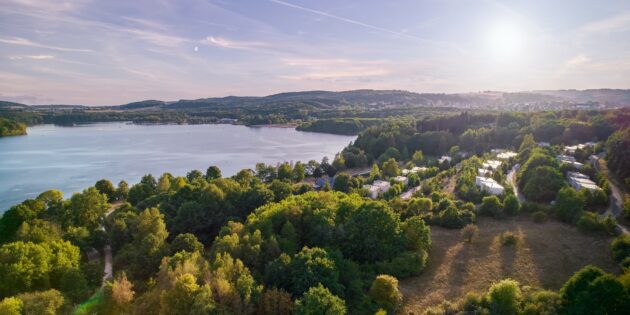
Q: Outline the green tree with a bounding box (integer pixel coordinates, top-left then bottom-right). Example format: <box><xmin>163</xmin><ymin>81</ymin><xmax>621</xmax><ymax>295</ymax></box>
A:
<box><xmin>402</xmin><ymin>216</ymin><xmax>431</xmax><ymax>251</ymax></box>
<box><xmin>332</xmin><ymin>173</ymin><xmax>352</xmax><ymax>193</ymax></box>
<box><xmin>16</xmin><ymin>289</ymin><xmax>65</xmax><ymax>315</ymax></box>
<box><xmin>206</xmin><ymin>165</ymin><xmax>222</xmax><ymax>180</ymax></box>
<box><xmin>560</xmin><ymin>265</ymin><xmax>630</xmax><ymax>315</ymax></box>
<box><xmin>95</xmin><ymin>179</ymin><xmax>116</xmax><ymax>201</ymax></box>
<box><xmin>270</xmin><ymin>180</ymin><xmax>293</xmax><ymax>202</ymax></box>
<box><xmin>412</xmin><ymin>150</ymin><xmax>424</xmax><ymax>165</ymax></box>
<box><xmin>503</xmin><ymin>195</ymin><xmax>520</xmax><ymax>216</ymax></box>
<box><xmin>61</xmin><ymin>186</ymin><xmax>109</xmax><ymax>230</ymax></box>
<box><xmin>519</xmin><ymin>133</ymin><xmax>536</xmax><ymax>153</ymax></box>
<box><xmin>171</xmin><ymin>233</ymin><xmax>203</xmax><ymax>254</ymax></box>
<box><xmin>160</xmin><ymin>273</ymin><xmax>211</xmax><ymax>315</ymax></box>
<box><xmin>157</xmin><ymin>174</ymin><xmax>172</xmax><ymax>193</ymax></box>
<box><xmin>382</xmin><ymin>158</ymin><xmax>399</xmax><ymax>178</ymax></box>
<box><xmin>116</xmin><ymin>180</ymin><xmax>130</xmax><ymax>201</ymax></box>
<box><xmin>605</xmin><ymin>128</ymin><xmax>630</xmax><ymax>180</ymax></box>
<box><xmin>554</xmin><ymin>187</ymin><xmax>585</xmax><ymax>223</ymax></box>
<box><xmin>332</xmin><ymin>154</ymin><xmax>346</xmax><ymax>171</ymax></box>
<box><xmin>294</xmin><ymin>284</ymin><xmax>346</xmax><ymax>315</ymax></box>
<box><xmin>522</xmin><ymin>166</ymin><xmax>564</xmax><ymax>202</ymax></box>
<box><xmin>293</xmin><ymin>162</ymin><xmax>306</xmax><ymax>182</ymax></box>
<box><xmin>611</xmin><ymin>234</ymin><xmax>630</xmax><ymax>263</ymax></box>
<box><xmin>0</xmin><ymin>297</ymin><xmax>22</xmax><ymax>315</ymax></box>
<box><xmin>479</xmin><ymin>196</ymin><xmax>504</xmax><ymax>218</ymax></box>
<box><xmin>407</xmin><ymin>198</ymin><xmax>432</xmax><ymax>216</ymax></box>
<box><xmin>487</xmin><ymin>279</ymin><xmax>521</xmax><ymax>315</ymax></box>
<box><xmin>277</xmin><ymin>163</ymin><xmax>293</xmax><ymax>181</ymax></box>
<box><xmin>343</xmin><ymin>202</ymin><xmax>404</xmax><ymax>262</ymax></box>
<box><xmin>369</xmin><ymin>275</ymin><xmax>403</xmax><ymax>314</ymax></box>
<box><xmin>369</xmin><ymin>164</ymin><xmax>381</xmax><ymax>181</ymax></box>
<box><xmin>257</xmin><ymin>288</ymin><xmax>293</xmax><ymax>315</ymax></box>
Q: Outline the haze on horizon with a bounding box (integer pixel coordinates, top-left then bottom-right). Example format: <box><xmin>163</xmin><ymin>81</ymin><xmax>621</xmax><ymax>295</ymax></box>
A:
<box><xmin>1</xmin><ymin>0</ymin><xmax>630</xmax><ymax>105</ymax></box>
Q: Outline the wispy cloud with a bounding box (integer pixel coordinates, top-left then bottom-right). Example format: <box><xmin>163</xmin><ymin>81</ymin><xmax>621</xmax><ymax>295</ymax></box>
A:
<box><xmin>202</xmin><ymin>36</ymin><xmax>268</xmax><ymax>51</ymax></box>
<box><xmin>0</xmin><ymin>37</ymin><xmax>92</xmax><ymax>52</ymax></box>
<box><xmin>268</xmin><ymin>0</ymin><xmax>463</xmax><ymax>53</ymax></box>
<box><xmin>581</xmin><ymin>11</ymin><xmax>630</xmax><ymax>33</ymax></box>
<box><xmin>9</xmin><ymin>54</ymin><xmax>55</xmax><ymax>60</ymax></box>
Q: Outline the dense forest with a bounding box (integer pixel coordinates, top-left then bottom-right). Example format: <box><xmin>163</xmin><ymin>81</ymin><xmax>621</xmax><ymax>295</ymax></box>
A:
<box><xmin>1</xmin><ymin>107</ymin><xmax>630</xmax><ymax>314</ymax></box>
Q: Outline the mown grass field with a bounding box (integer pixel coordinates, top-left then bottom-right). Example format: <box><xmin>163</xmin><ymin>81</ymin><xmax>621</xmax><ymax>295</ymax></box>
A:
<box><xmin>400</xmin><ymin>216</ymin><xmax>619</xmax><ymax>313</ymax></box>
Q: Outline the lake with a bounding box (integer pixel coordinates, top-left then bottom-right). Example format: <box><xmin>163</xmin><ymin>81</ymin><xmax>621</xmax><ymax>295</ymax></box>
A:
<box><xmin>0</xmin><ymin>123</ymin><xmax>356</xmax><ymax>212</ymax></box>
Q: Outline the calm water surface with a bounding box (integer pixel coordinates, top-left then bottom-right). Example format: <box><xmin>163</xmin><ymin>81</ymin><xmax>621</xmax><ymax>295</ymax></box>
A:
<box><xmin>0</xmin><ymin>123</ymin><xmax>356</xmax><ymax>212</ymax></box>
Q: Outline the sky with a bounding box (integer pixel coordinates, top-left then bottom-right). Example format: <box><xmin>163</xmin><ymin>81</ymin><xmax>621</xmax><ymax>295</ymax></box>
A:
<box><xmin>1</xmin><ymin>0</ymin><xmax>630</xmax><ymax>105</ymax></box>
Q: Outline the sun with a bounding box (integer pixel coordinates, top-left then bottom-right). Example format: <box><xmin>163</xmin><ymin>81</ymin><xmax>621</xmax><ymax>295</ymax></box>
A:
<box><xmin>486</xmin><ymin>23</ymin><xmax>525</xmax><ymax>62</ymax></box>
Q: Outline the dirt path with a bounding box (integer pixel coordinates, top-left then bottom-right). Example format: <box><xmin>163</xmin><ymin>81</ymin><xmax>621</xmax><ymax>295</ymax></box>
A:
<box><xmin>507</xmin><ymin>164</ymin><xmax>525</xmax><ymax>202</ymax></box>
<box><xmin>101</xmin><ymin>202</ymin><xmax>121</xmax><ymax>283</ymax></box>
<box><xmin>400</xmin><ymin>216</ymin><xmax>618</xmax><ymax>313</ymax></box>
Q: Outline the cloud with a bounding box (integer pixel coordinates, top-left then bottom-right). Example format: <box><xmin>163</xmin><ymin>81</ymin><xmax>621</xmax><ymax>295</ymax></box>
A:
<box><xmin>9</xmin><ymin>54</ymin><xmax>55</xmax><ymax>60</ymax></box>
<box><xmin>202</xmin><ymin>36</ymin><xmax>268</xmax><ymax>51</ymax></box>
<box><xmin>268</xmin><ymin>0</ymin><xmax>464</xmax><ymax>53</ymax></box>
<box><xmin>566</xmin><ymin>54</ymin><xmax>590</xmax><ymax>66</ymax></box>
<box><xmin>581</xmin><ymin>11</ymin><xmax>630</xmax><ymax>33</ymax></box>
<box><xmin>280</xmin><ymin>58</ymin><xmax>395</xmax><ymax>81</ymax></box>
<box><xmin>0</xmin><ymin>37</ymin><xmax>92</xmax><ymax>52</ymax></box>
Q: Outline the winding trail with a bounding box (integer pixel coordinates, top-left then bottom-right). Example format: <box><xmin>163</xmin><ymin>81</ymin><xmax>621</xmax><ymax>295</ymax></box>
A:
<box><xmin>507</xmin><ymin>164</ymin><xmax>525</xmax><ymax>203</ymax></box>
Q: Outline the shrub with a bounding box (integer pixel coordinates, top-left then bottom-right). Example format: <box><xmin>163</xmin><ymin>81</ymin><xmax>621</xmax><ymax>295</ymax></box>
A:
<box><xmin>461</xmin><ymin>224</ymin><xmax>479</xmax><ymax>243</ymax></box>
<box><xmin>369</xmin><ymin>275</ymin><xmax>403</xmax><ymax>314</ymax></box>
<box><xmin>560</xmin><ymin>265</ymin><xmax>630</xmax><ymax>315</ymax></box>
<box><xmin>503</xmin><ymin>195</ymin><xmax>520</xmax><ymax>216</ymax></box>
<box><xmin>375</xmin><ymin>251</ymin><xmax>427</xmax><ymax>278</ymax></box>
<box><xmin>555</xmin><ymin>187</ymin><xmax>585</xmax><ymax>223</ymax></box>
<box><xmin>576</xmin><ymin>212</ymin><xmax>603</xmax><ymax>233</ymax></box>
<box><xmin>532</xmin><ymin>211</ymin><xmax>548</xmax><ymax>223</ymax></box>
<box><xmin>487</xmin><ymin>279</ymin><xmax>521</xmax><ymax>315</ymax></box>
<box><xmin>611</xmin><ymin>234</ymin><xmax>630</xmax><ymax>263</ymax></box>
<box><xmin>500</xmin><ymin>231</ymin><xmax>518</xmax><ymax>246</ymax></box>
<box><xmin>479</xmin><ymin>196</ymin><xmax>504</xmax><ymax>218</ymax></box>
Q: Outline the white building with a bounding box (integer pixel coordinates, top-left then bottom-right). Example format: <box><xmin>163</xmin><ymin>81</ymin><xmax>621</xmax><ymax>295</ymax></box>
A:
<box><xmin>393</xmin><ymin>176</ymin><xmax>409</xmax><ymax>186</ymax></box>
<box><xmin>491</xmin><ymin>149</ymin><xmax>507</xmax><ymax>154</ymax></box>
<box><xmin>482</xmin><ymin>160</ymin><xmax>502</xmax><ymax>171</ymax></box>
<box><xmin>564</xmin><ymin>143</ymin><xmax>595</xmax><ymax>155</ymax></box>
<box><xmin>588</xmin><ymin>155</ymin><xmax>600</xmax><ymax>166</ymax></box>
<box><xmin>475</xmin><ymin>176</ymin><xmax>505</xmax><ymax>195</ymax></box>
<box><xmin>496</xmin><ymin>151</ymin><xmax>517</xmax><ymax>160</ymax></box>
<box><xmin>566</xmin><ymin>172</ymin><xmax>601</xmax><ymax>192</ymax></box>
<box><xmin>363</xmin><ymin>180</ymin><xmax>391</xmax><ymax>199</ymax></box>
<box><xmin>557</xmin><ymin>154</ymin><xmax>583</xmax><ymax>169</ymax></box>
<box><xmin>478</xmin><ymin>168</ymin><xmax>492</xmax><ymax>177</ymax></box>
<box><xmin>537</xmin><ymin>142</ymin><xmax>550</xmax><ymax>147</ymax></box>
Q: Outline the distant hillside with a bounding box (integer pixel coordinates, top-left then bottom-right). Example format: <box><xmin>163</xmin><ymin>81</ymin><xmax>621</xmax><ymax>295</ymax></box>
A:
<box><xmin>3</xmin><ymin>89</ymin><xmax>630</xmax><ymax>113</ymax></box>
<box><xmin>0</xmin><ymin>101</ymin><xmax>28</xmax><ymax>110</ymax></box>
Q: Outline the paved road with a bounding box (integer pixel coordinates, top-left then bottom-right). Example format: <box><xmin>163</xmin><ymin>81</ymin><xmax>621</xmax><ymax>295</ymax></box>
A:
<box><xmin>401</xmin><ymin>185</ymin><xmax>422</xmax><ymax>200</ymax></box>
<box><xmin>593</xmin><ymin>160</ymin><xmax>628</xmax><ymax>234</ymax></box>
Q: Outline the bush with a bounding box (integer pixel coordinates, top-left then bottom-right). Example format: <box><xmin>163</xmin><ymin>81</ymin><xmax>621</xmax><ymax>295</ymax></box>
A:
<box><xmin>479</xmin><ymin>196</ymin><xmax>504</xmax><ymax>218</ymax></box>
<box><xmin>555</xmin><ymin>187</ymin><xmax>585</xmax><ymax>223</ymax></box>
<box><xmin>576</xmin><ymin>212</ymin><xmax>603</xmax><ymax>233</ymax></box>
<box><xmin>375</xmin><ymin>251</ymin><xmax>427</xmax><ymax>278</ymax></box>
<box><xmin>503</xmin><ymin>195</ymin><xmax>520</xmax><ymax>216</ymax></box>
<box><xmin>487</xmin><ymin>279</ymin><xmax>521</xmax><ymax>315</ymax></box>
<box><xmin>532</xmin><ymin>211</ymin><xmax>548</xmax><ymax>223</ymax></box>
<box><xmin>611</xmin><ymin>234</ymin><xmax>630</xmax><ymax>263</ymax></box>
<box><xmin>369</xmin><ymin>275</ymin><xmax>403</xmax><ymax>314</ymax></box>
<box><xmin>500</xmin><ymin>231</ymin><xmax>518</xmax><ymax>246</ymax></box>
<box><xmin>560</xmin><ymin>265</ymin><xmax>630</xmax><ymax>315</ymax></box>
<box><xmin>461</xmin><ymin>224</ymin><xmax>479</xmax><ymax>243</ymax></box>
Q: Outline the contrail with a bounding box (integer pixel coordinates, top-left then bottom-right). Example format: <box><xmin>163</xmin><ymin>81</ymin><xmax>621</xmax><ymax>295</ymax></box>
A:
<box><xmin>268</xmin><ymin>0</ymin><xmax>463</xmax><ymax>53</ymax></box>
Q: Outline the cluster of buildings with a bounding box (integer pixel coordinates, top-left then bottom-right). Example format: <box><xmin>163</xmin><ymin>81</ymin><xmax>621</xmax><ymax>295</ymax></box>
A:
<box><xmin>363</xmin><ymin>180</ymin><xmax>391</xmax><ymax>199</ymax></box>
<box><xmin>566</xmin><ymin>171</ymin><xmax>601</xmax><ymax>192</ymax></box>
<box><xmin>556</xmin><ymin>154</ymin><xmax>584</xmax><ymax>169</ymax></box>
<box><xmin>564</xmin><ymin>142</ymin><xmax>596</xmax><ymax>155</ymax></box>
<box><xmin>475</xmin><ymin>158</ymin><xmax>505</xmax><ymax>195</ymax></box>
<box><xmin>437</xmin><ymin>155</ymin><xmax>452</xmax><ymax>164</ymax></box>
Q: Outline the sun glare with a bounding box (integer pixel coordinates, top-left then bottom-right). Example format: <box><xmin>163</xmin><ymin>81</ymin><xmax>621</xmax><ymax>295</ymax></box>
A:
<box><xmin>486</xmin><ymin>23</ymin><xmax>525</xmax><ymax>63</ymax></box>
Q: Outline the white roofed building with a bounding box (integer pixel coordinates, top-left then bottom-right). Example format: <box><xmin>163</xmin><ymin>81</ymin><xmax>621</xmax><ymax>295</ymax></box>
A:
<box><xmin>475</xmin><ymin>176</ymin><xmax>504</xmax><ymax>195</ymax></box>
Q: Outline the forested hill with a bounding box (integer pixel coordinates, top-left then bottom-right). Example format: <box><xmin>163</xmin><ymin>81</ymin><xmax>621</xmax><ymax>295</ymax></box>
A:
<box><xmin>4</xmin><ymin>89</ymin><xmax>630</xmax><ymax>111</ymax></box>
